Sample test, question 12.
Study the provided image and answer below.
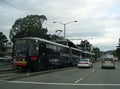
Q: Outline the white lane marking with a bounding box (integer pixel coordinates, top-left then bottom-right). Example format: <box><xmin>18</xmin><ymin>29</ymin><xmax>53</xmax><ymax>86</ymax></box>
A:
<box><xmin>7</xmin><ymin>81</ymin><xmax>120</xmax><ymax>86</ymax></box>
<box><xmin>74</xmin><ymin>77</ymin><xmax>84</xmax><ymax>83</ymax></box>
<box><xmin>74</xmin><ymin>69</ymin><xmax>96</xmax><ymax>83</ymax></box>
<box><xmin>92</xmin><ymin>69</ymin><xmax>96</xmax><ymax>73</ymax></box>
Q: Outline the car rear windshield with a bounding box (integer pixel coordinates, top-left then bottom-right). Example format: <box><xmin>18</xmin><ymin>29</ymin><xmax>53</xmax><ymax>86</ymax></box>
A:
<box><xmin>104</xmin><ymin>58</ymin><xmax>112</xmax><ymax>61</ymax></box>
<box><xmin>80</xmin><ymin>59</ymin><xmax>88</xmax><ymax>61</ymax></box>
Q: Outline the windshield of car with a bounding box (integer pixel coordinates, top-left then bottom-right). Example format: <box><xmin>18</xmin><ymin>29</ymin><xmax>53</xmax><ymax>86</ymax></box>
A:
<box><xmin>80</xmin><ymin>59</ymin><xmax>88</xmax><ymax>61</ymax></box>
<box><xmin>104</xmin><ymin>58</ymin><xmax>113</xmax><ymax>61</ymax></box>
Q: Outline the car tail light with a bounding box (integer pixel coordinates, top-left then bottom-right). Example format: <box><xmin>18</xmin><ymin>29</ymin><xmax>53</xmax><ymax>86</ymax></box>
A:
<box><xmin>111</xmin><ymin>60</ymin><xmax>115</xmax><ymax>64</ymax></box>
<box><xmin>79</xmin><ymin>62</ymin><xmax>88</xmax><ymax>64</ymax></box>
<box><xmin>102</xmin><ymin>60</ymin><xmax>105</xmax><ymax>63</ymax></box>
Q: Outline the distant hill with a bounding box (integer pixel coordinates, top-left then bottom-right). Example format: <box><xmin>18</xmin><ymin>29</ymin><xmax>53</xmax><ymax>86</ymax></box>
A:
<box><xmin>105</xmin><ymin>50</ymin><xmax>114</xmax><ymax>54</ymax></box>
<box><xmin>104</xmin><ymin>50</ymin><xmax>114</xmax><ymax>55</ymax></box>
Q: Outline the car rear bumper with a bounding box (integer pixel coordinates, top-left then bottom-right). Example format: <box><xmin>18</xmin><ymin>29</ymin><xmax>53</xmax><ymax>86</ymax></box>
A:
<box><xmin>78</xmin><ymin>64</ymin><xmax>90</xmax><ymax>67</ymax></box>
<box><xmin>101</xmin><ymin>64</ymin><xmax>115</xmax><ymax>68</ymax></box>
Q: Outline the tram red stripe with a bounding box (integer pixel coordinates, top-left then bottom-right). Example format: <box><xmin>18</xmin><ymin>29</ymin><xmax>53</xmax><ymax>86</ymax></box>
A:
<box><xmin>13</xmin><ymin>62</ymin><xmax>27</xmax><ymax>67</ymax></box>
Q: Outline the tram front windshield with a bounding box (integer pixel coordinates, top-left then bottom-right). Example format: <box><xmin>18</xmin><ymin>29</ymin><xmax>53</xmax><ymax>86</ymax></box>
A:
<box><xmin>14</xmin><ymin>40</ymin><xmax>27</xmax><ymax>56</ymax></box>
<box><xmin>14</xmin><ymin>39</ymin><xmax>39</xmax><ymax>57</ymax></box>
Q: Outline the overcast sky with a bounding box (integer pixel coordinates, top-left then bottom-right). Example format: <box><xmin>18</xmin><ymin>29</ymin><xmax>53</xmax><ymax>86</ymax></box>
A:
<box><xmin>0</xmin><ymin>0</ymin><xmax>120</xmax><ymax>51</ymax></box>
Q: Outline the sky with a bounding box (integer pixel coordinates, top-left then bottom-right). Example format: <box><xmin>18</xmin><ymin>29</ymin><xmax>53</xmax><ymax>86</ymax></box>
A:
<box><xmin>0</xmin><ymin>0</ymin><xmax>120</xmax><ymax>51</ymax></box>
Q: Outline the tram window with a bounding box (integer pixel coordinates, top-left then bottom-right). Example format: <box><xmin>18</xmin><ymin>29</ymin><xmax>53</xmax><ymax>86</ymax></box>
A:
<box><xmin>46</xmin><ymin>44</ymin><xmax>57</xmax><ymax>54</ymax></box>
<box><xmin>62</xmin><ymin>47</ymin><xmax>68</xmax><ymax>54</ymax></box>
<box><xmin>29</xmin><ymin>43</ymin><xmax>39</xmax><ymax>56</ymax></box>
<box><xmin>14</xmin><ymin>40</ymin><xmax>27</xmax><ymax>55</ymax></box>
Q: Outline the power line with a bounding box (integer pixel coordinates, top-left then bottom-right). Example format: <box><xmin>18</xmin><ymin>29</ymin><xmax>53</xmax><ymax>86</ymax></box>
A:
<box><xmin>1</xmin><ymin>0</ymin><xmax>27</xmax><ymax>15</ymax></box>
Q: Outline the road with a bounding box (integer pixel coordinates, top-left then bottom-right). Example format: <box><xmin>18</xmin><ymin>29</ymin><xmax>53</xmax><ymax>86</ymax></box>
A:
<box><xmin>0</xmin><ymin>61</ymin><xmax>120</xmax><ymax>89</ymax></box>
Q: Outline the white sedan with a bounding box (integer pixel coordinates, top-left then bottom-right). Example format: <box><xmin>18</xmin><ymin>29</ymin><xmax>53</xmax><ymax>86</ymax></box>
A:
<box><xmin>78</xmin><ymin>58</ymin><xmax>93</xmax><ymax>68</ymax></box>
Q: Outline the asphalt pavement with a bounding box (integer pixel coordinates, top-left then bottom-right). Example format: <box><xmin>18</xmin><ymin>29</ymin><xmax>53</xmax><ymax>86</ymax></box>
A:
<box><xmin>0</xmin><ymin>61</ymin><xmax>120</xmax><ymax>89</ymax></box>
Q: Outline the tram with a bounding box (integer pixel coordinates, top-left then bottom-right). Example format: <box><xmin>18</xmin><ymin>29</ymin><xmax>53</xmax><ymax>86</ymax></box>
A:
<box><xmin>12</xmin><ymin>37</ymin><xmax>94</xmax><ymax>71</ymax></box>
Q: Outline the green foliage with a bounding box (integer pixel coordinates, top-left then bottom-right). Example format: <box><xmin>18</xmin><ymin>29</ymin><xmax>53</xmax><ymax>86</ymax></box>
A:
<box><xmin>48</xmin><ymin>34</ymin><xmax>64</xmax><ymax>41</ymax></box>
<box><xmin>116</xmin><ymin>39</ymin><xmax>120</xmax><ymax>60</ymax></box>
<box><xmin>0</xmin><ymin>32</ymin><xmax>8</xmax><ymax>51</ymax></box>
<box><xmin>92</xmin><ymin>47</ymin><xmax>100</xmax><ymax>59</ymax></box>
<box><xmin>116</xmin><ymin>48</ymin><xmax>120</xmax><ymax>60</ymax></box>
<box><xmin>9</xmin><ymin>15</ymin><xmax>47</xmax><ymax>41</ymax></box>
<box><xmin>112</xmin><ymin>50</ymin><xmax>117</xmax><ymax>57</ymax></box>
<box><xmin>77</xmin><ymin>40</ymin><xmax>92</xmax><ymax>51</ymax></box>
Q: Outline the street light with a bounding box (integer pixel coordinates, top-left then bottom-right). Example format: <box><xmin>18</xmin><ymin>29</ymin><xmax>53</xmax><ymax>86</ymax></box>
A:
<box><xmin>53</xmin><ymin>20</ymin><xmax>78</xmax><ymax>39</ymax></box>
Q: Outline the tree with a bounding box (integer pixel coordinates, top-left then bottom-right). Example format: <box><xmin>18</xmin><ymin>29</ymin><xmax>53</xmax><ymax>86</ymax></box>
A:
<box><xmin>92</xmin><ymin>47</ymin><xmax>100</xmax><ymax>59</ymax></box>
<box><xmin>116</xmin><ymin>47</ymin><xmax>120</xmax><ymax>60</ymax></box>
<box><xmin>116</xmin><ymin>38</ymin><xmax>120</xmax><ymax>60</ymax></box>
<box><xmin>0</xmin><ymin>32</ymin><xmax>8</xmax><ymax>51</ymax></box>
<box><xmin>112</xmin><ymin>50</ymin><xmax>117</xmax><ymax>57</ymax></box>
<box><xmin>77</xmin><ymin>40</ymin><xmax>92</xmax><ymax>51</ymax></box>
<box><xmin>48</xmin><ymin>34</ymin><xmax>64</xmax><ymax>41</ymax></box>
<box><xmin>9</xmin><ymin>15</ymin><xmax>47</xmax><ymax>41</ymax></box>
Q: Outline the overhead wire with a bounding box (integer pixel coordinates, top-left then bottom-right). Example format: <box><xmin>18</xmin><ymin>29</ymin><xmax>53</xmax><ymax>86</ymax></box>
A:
<box><xmin>1</xmin><ymin>0</ymin><xmax>79</xmax><ymax>33</ymax></box>
<box><xmin>1</xmin><ymin>0</ymin><xmax>27</xmax><ymax>15</ymax></box>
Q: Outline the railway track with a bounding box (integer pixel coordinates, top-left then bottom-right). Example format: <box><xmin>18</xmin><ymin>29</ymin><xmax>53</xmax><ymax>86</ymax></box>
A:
<box><xmin>0</xmin><ymin>66</ymin><xmax>76</xmax><ymax>82</ymax></box>
<box><xmin>0</xmin><ymin>69</ymin><xmax>26</xmax><ymax>81</ymax></box>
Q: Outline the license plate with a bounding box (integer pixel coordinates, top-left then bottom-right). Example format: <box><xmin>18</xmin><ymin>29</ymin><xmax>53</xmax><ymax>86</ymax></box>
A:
<box><xmin>106</xmin><ymin>61</ymin><xmax>110</xmax><ymax>64</ymax></box>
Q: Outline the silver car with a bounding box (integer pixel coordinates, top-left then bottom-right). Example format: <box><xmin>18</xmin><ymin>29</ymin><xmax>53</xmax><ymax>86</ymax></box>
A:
<box><xmin>101</xmin><ymin>58</ymin><xmax>115</xmax><ymax>69</ymax></box>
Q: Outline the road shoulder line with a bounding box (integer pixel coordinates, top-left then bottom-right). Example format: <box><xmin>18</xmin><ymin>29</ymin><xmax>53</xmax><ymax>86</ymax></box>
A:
<box><xmin>7</xmin><ymin>81</ymin><xmax>120</xmax><ymax>86</ymax></box>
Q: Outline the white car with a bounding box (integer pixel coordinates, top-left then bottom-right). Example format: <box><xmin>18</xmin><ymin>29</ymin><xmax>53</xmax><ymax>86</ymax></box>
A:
<box><xmin>78</xmin><ymin>58</ymin><xmax>93</xmax><ymax>68</ymax></box>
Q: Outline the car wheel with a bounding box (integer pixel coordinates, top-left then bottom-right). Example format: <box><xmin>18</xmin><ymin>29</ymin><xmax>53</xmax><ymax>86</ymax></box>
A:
<box><xmin>89</xmin><ymin>65</ymin><xmax>92</xmax><ymax>68</ymax></box>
